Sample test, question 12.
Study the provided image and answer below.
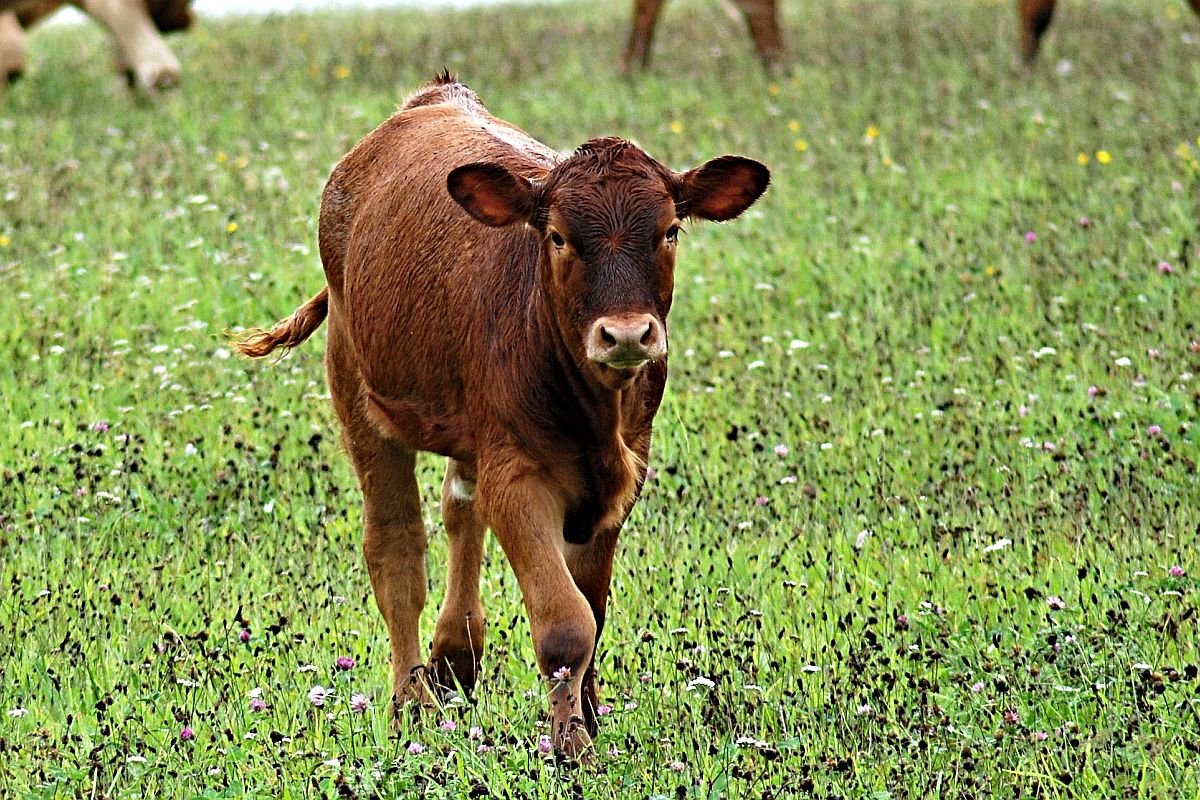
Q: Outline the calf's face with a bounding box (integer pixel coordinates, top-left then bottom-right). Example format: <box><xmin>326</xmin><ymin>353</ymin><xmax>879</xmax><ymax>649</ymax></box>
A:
<box><xmin>448</xmin><ymin>139</ymin><xmax>769</xmax><ymax>391</ymax></box>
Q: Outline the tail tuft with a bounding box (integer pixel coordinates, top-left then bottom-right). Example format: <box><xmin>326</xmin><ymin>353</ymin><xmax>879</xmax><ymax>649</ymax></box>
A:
<box><xmin>232</xmin><ymin>287</ymin><xmax>329</xmax><ymax>358</ymax></box>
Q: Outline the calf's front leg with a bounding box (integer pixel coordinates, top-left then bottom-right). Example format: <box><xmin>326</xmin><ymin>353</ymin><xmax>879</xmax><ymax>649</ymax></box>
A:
<box><xmin>563</xmin><ymin>529</ymin><xmax>619</xmax><ymax>737</ymax></box>
<box><xmin>481</xmin><ymin>474</ymin><xmax>596</xmax><ymax>760</ymax></box>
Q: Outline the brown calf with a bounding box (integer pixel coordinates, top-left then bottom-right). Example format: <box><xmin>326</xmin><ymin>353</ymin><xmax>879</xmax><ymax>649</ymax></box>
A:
<box><xmin>236</xmin><ymin>73</ymin><xmax>769</xmax><ymax>759</ymax></box>
<box><xmin>1018</xmin><ymin>0</ymin><xmax>1200</xmax><ymax>64</ymax></box>
<box><xmin>0</xmin><ymin>0</ymin><xmax>192</xmax><ymax>91</ymax></box>
<box><xmin>624</xmin><ymin>0</ymin><xmax>784</xmax><ymax>73</ymax></box>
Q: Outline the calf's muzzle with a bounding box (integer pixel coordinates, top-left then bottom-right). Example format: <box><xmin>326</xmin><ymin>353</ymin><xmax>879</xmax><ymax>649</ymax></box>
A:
<box><xmin>585</xmin><ymin>314</ymin><xmax>666</xmax><ymax>368</ymax></box>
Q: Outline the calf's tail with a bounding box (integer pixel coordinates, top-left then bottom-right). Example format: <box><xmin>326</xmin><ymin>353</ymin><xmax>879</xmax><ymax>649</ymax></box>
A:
<box><xmin>233</xmin><ymin>287</ymin><xmax>329</xmax><ymax>358</ymax></box>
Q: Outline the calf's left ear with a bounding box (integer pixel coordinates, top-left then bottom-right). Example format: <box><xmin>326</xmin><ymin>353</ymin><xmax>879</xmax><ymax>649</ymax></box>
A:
<box><xmin>448</xmin><ymin>162</ymin><xmax>537</xmax><ymax>227</ymax></box>
<box><xmin>677</xmin><ymin>156</ymin><xmax>770</xmax><ymax>222</ymax></box>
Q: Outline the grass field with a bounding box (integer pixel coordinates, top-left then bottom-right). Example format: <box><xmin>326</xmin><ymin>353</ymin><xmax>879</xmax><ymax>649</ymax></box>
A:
<box><xmin>1</xmin><ymin>0</ymin><xmax>1199</xmax><ymax>797</ymax></box>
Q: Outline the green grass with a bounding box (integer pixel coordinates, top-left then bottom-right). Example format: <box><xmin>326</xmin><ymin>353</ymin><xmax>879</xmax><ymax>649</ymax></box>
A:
<box><xmin>1</xmin><ymin>0</ymin><xmax>1199</xmax><ymax>796</ymax></box>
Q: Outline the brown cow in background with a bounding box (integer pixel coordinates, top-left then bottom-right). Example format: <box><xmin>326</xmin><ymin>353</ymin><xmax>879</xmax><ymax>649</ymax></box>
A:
<box><xmin>1018</xmin><ymin>0</ymin><xmax>1200</xmax><ymax>63</ymax></box>
<box><xmin>625</xmin><ymin>0</ymin><xmax>784</xmax><ymax>72</ymax></box>
<box><xmin>0</xmin><ymin>0</ymin><xmax>192</xmax><ymax>91</ymax></box>
<box><xmin>236</xmin><ymin>73</ymin><xmax>769</xmax><ymax>759</ymax></box>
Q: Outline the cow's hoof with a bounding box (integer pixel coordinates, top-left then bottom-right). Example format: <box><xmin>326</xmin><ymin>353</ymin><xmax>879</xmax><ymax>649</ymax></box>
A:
<box><xmin>127</xmin><ymin>61</ymin><xmax>182</xmax><ymax>94</ymax></box>
<box><xmin>427</xmin><ymin>652</ymin><xmax>481</xmax><ymax>699</ymax></box>
<box><xmin>148</xmin><ymin>66</ymin><xmax>181</xmax><ymax>92</ymax></box>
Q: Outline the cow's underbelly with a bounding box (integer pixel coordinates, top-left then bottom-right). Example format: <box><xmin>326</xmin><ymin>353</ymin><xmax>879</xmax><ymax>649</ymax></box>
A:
<box><xmin>365</xmin><ymin>388</ymin><xmax>475</xmax><ymax>463</ymax></box>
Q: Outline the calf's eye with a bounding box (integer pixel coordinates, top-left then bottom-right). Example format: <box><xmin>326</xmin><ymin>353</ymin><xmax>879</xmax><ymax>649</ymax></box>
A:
<box><xmin>665</xmin><ymin>224</ymin><xmax>682</xmax><ymax>244</ymax></box>
<box><xmin>549</xmin><ymin>230</ymin><xmax>566</xmax><ymax>248</ymax></box>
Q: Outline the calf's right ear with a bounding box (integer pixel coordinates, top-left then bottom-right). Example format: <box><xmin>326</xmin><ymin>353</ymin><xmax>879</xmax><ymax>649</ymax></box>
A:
<box><xmin>448</xmin><ymin>163</ymin><xmax>537</xmax><ymax>227</ymax></box>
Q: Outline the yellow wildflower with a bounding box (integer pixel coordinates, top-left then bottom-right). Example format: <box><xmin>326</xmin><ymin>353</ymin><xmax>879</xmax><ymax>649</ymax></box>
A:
<box><xmin>788</xmin><ymin>120</ymin><xmax>800</xmax><ymax>132</ymax></box>
<box><xmin>794</xmin><ymin>139</ymin><xmax>809</xmax><ymax>152</ymax></box>
<box><xmin>881</xmin><ymin>155</ymin><xmax>893</xmax><ymax>168</ymax></box>
<box><xmin>1095</xmin><ymin>150</ymin><xmax>1112</xmax><ymax>164</ymax></box>
<box><xmin>0</xmin><ymin>234</ymin><xmax>10</xmax><ymax>247</ymax></box>
<box><xmin>216</xmin><ymin>152</ymin><xmax>228</xmax><ymax>163</ymax></box>
<box><xmin>768</xmin><ymin>84</ymin><xmax>780</xmax><ymax>96</ymax></box>
<box><xmin>1076</xmin><ymin>152</ymin><xmax>1089</xmax><ymax>165</ymax></box>
<box><xmin>865</xmin><ymin>125</ymin><xmax>879</xmax><ymax>140</ymax></box>
<box><xmin>227</xmin><ymin>222</ymin><xmax>238</xmax><ymax>234</ymax></box>
<box><xmin>669</xmin><ymin>121</ymin><xmax>683</xmax><ymax>135</ymax></box>
<box><xmin>985</xmin><ymin>266</ymin><xmax>998</xmax><ymax>277</ymax></box>
<box><xmin>333</xmin><ymin>66</ymin><xmax>351</xmax><ymax>80</ymax></box>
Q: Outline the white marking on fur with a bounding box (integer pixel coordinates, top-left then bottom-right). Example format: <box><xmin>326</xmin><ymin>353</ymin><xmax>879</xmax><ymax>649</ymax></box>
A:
<box><xmin>449</xmin><ymin>476</ymin><xmax>476</xmax><ymax>503</ymax></box>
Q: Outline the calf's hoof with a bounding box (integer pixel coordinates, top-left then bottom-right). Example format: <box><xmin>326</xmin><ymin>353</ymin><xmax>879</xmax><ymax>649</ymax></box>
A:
<box><xmin>554</xmin><ymin>716</ymin><xmax>595</xmax><ymax>763</ymax></box>
<box><xmin>125</xmin><ymin>59</ymin><xmax>182</xmax><ymax>93</ymax></box>
<box><xmin>427</xmin><ymin>652</ymin><xmax>480</xmax><ymax>699</ymax></box>
<box><xmin>147</xmin><ymin>65</ymin><xmax>181</xmax><ymax>92</ymax></box>
<box><xmin>385</xmin><ymin>664</ymin><xmax>440</xmax><ymax>727</ymax></box>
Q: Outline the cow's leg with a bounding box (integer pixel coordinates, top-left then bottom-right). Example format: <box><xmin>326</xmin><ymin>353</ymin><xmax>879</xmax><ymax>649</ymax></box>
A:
<box><xmin>76</xmin><ymin>0</ymin><xmax>182</xmax><ymax>92</ymax></box>
<box><xmin>563</xmin><ymin>528</ymin><xmax>619</xmax><ymax>737</ymax></box>
<box><xmin>1017</xmin><ymin>0</ymin><xmax>1057</xmax><ymax>65</ymax></box>
<box><xmin>623</xmin><ymin>0</ymin><xmax>666</xmax><ymax>73</ymax></box>
<box><xmin>734</xmin><ymin>0</ymin><xmax>785</xmax><ymax>71</ymax></box>
<box><xmin>481</xmin><ymin>474</ymin><xmax>595</xmax><ymax>759</ymax></box>
<box><xmin>0</xmin><ymin>12</ymin><xmax>27</xmax><ymax>86</ymax></box>
<box><xmin>326</xmin><ymin>331</ymin><xmax>429</xmax><ymax>712</ymax></box>
<box><xmin>428</xmin><ymin>459</ymin><xmax>487</xmax><ymax>696</ymax></box>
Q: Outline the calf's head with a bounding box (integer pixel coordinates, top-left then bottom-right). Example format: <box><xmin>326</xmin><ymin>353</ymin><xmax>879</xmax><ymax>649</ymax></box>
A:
<box><xmin>448</xmin><ymin>138</ymin><xmax>769</xmax><ymax>390</ymax></box>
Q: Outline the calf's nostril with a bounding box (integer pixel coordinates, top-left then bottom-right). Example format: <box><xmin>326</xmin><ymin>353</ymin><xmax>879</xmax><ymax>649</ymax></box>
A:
<box><xmin>639</xmin><ymin>323</ymin><xmax>654</xmax><ymax>346</ymax></box>
<box><xmin>600</xmin><ymin>327</ymin><xmax>618</xmax><ymax>348</ymax></box>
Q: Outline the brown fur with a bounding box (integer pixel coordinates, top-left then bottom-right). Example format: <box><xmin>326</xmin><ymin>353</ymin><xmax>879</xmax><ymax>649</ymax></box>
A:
<box><xmin>624</xmin><ymin>0</ymin><xmax>784</xmax><ymax>73</ymax></box>
<box><xmin>8</xmin><ymin>0</ymin><xmax>58</xmax><ymax>28</ymax></box>
<box><xmin>236</xmin><ymin>74</ymin><xmax>769</xmax><ymax>759</ymax></box>
<box><xmin>1018</xmin><ymin>0</ymin><xmax>1200</xmax><ymax>64</ymax></box>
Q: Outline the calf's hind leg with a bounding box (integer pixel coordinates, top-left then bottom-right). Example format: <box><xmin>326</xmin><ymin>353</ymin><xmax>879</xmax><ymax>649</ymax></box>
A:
<box><xmin>428</xmin><ymin>459</ymin><xmax>487</xmax><ymax>695</ymax></box>
<box><xmin>328</xmin><ymin>346</ymin><xmax>429</xmax><ymax>709</ymax></box>
<box><xmin>354</xmin><ymin>436</ymin><xmax>430</xmax><ymax>709</ymax></box>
